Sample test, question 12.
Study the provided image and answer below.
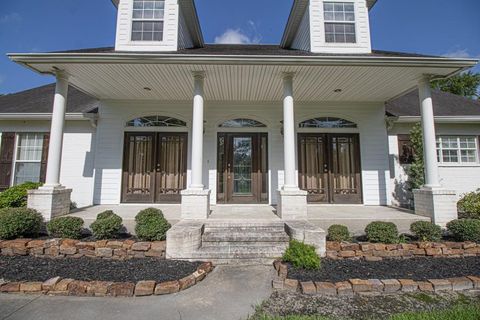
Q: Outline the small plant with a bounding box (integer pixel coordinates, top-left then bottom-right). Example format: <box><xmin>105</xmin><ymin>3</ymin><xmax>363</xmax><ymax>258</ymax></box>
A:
<box><xmin>90</xmin><ymin>211</ymin><xmax>123</xmax><ymax>239</ymax></box>
<box><xmin>282</xmin><ymin>240</ymin><xmax>320</xmax><ymax>270</ymax></box>
<box><xmin>135</xmin><ymin>207</ymin><xmax>171</xmax><ymax>241</ymax></box>
<box><xmin>457</xmin><ymin>190</ymin><xmax>480</xmax><ymax>219</ymax></box>
<box><xmin>0</xmin><ymin>207</ymin><xmax>44</xmax><ymax>239</ymax></box>
<box><xmin>446</xmin><ymin>219</ymin><xmax>480</xmax><ymax>242</ymax></box>
<box><xmin>410</xmin><ymin>221</ymin><xmax>442</xmax><ymax>242</ymax></box>
<box><xmin>327</xmin><ymin>224</ymin><xmax>351</xmax><ymax>242</ymax></box>
<box><xmin>406</xmin><ymin>123</ymin><xmax>424</xmax><ymax>191</ymax></box>
<box><xmin>47</xmin><ymin>216</ymin><xmax>84</xmax><ymax>239</ymax></box>
<box><xmin>365</xmin><ymin>221</ymin><xmax>399</xmax><ymax>244</ymax></box>
<box><xmin>0</xmin><ymin>182</ymin><xmax>42</xmax><ymax>209</ymax></box>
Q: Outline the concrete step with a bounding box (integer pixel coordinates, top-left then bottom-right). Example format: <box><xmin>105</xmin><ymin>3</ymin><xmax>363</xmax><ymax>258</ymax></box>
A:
<box><xmin>202</xmin><ymin>231</ymin><xmax>290</xmax><ymax>242</ymax></box>
<box><xmin>201</xmin><ymin>240</ymin><xmax>289</xmax><ymax>248</ymax></box>
<box><xmin>193</xmin><ymin>245</ymin><xmax>287</xmax><ymax>259</ymax></box>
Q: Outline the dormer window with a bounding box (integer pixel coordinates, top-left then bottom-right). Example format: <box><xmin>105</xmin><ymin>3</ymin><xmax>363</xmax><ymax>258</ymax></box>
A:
<box><xmin>324</xmin><ymin>2</ymin><xmax>356</xmax><ymax>43</ymax></box>
<box><xmin>131</xmin><ymin>0</ymin><xmax>165</xmax><ymax>41</ymax></box>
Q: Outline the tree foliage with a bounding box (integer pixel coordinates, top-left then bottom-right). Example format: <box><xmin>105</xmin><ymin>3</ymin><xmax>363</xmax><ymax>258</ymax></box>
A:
<box><xmin>407</xmin><ymin>123</ymin><xmax>424</xmax><ymax>190</ymax></box>
<box><xmin>431</xmin><ymin>71</ymin><xmax>480</xmax><ymax>100</ymax></box>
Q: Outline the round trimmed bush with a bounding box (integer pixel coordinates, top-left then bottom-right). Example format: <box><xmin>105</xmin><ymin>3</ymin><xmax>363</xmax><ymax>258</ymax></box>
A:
<box><xmin>0</xmin><ymin>207</ymin><xmax>44</xmax><ymax>239</ymax></box>
<box><xmin>410</xmin><ymin>221</ymin><xmax>442</xmax><ymax>242</ymax></box>
<box><xmin>446</xmin><ymin>219</ymin><xmax>480</xmax><ymax>242</ymax></box>
<box><xmin>365</xmin><ymin>221</ymin><xmax>399</xmax><ymax>244</ymax></box>
<box><xmin>47</xmin><ymin>216</ymin><xmax>84</xmax><ymax>239</ymax></box>
<box><xmin>96</xmin><ymin>210</ymin><xmax>116</xmax><ymax>220</ymax></box>
<box><xmin>327</xmin><ymin>224</ymin><xmax>351</xmax><ymax>242</ymax></box>
<box><xmin>0</xmin><ymin>182</ymin><xmax>42</xmax><ymax>209</ymax></box>
<box><xmin>283</xmin><ymin>239</ymin><xmax>320</xmax><ymax>270</ymax></box>
<box><xmin>90</xmin><ymin>211</ymin><xmax>123</xmax><ymax>239</ymax></box>
<box><xmin>457</xmin><ymin>190</ymin><xmax>480</xmax><ymax>219</ymax></box>
<box><xmin>135</xmin><ymin>208</ymin><xmax>171</xmax><ymax>241</ymax></box>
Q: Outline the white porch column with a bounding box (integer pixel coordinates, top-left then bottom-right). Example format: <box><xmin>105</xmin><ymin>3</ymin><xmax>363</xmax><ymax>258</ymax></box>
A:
<box><xmin>413</xmin><ymin>76</ymin><xmax>457</xmax><ymax>226</ymax></box>
<box><xmin>277</xmin><ymin>72</ymin><xmax>307</xmax><ymax>220</ymax></box>
<box><xmin>27</xmin><ymin>71</ymin><xmax>72</xmax><ymax>220</ymax></box>
<box><xmin>181</xmin><ymin>71</ymin><xmax>211</xmax><ymax>219</ymax></box>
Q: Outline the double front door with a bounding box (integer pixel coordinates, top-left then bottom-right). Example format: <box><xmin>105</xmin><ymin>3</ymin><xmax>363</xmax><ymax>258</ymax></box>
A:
<box><xmin>298</xmin><ymin>133</ymin><xmax>362</xmax><ymax>204</ymax></box>
<box><xmin>122</xmin><ymin>132</ymin><xmax>187</xmax><ymax>203</ymax></box>
<box><xmin>217</xmin><ymin>133</ymin><xmax>268</xmax><ymax>204</ymax></box>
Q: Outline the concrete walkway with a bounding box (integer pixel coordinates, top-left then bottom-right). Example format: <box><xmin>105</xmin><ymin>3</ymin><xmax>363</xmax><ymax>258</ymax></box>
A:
<box><xmin>0</xmin><ymin>265</ymin><xmax>273</xmax><ymax>320</ymax></box>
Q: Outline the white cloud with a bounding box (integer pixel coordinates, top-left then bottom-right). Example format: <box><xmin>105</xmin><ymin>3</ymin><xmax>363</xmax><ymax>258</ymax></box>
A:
<box><xmin>442</xmin><ymin>48</ymin><xmax>480</xmax><ymax>59</ymax></box>
<box><xmin>214</xmin><ymin>21</ymin><xmax>262</xmax><ymax>44</ymax></box>
<box><xmin>214</xmin><ymin>29</ymin><xmax>253</xmax><ymax>44</ymax></box>
<box><xmin>0</xmin><ymin>13</ymin><xmax>21</xmax><ymax>24</ymax></box>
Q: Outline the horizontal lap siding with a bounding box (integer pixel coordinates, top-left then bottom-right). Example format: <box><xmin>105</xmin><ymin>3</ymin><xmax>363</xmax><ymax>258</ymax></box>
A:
<box><xmin>0</xmin><ymin>120</ymin><xmax>95</xmax><ymax>208</ymax></box>
<box><xmin>177</xmin><ymin>9</ymin><xmax>193</xmax><ymax>50</ymax></box>
<box><xmin>291</xmin><ymin>9</ymin><xmax>311</xmax><ymax>51</ymax></box>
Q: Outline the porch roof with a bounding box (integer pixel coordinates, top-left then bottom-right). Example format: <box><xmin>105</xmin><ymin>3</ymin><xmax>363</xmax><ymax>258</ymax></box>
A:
<box><xmin>8</xmin><ymin>45</ymin><xmax>477</xmax><ymax>102</ymax></box>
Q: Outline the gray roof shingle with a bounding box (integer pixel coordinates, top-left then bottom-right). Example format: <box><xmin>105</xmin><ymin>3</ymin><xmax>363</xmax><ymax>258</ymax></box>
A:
<box><xmin>0</xmin><ymin>84</ymin><xmax>98</xmax><ymax>114</ymax></box>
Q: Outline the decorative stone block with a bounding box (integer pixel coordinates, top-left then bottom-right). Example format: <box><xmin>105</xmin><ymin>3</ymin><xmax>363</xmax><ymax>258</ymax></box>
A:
<box><xmin>278</xmin><ymin>263</ymin><xmax>288</xmax><ymax>279</ymax></box>
<box><xmin>381</xmin><ymin>279</ymin><xmax>401</xmax><ymax>292</ymax></box>
<box><xmin>54</xmin><ymin>279</ymin><xmax>74</xmax><ymax>292</ymax></box>
<box><xmin>27</xmin><ymin>186</ymin><xmax>72</xmax><ymax>220</ymax></box>
<box><xmin>272</xmin><ymin>276</ymin><xmax>284</xmax><ymax>290</ymax></box>
<box><xmin>416</xmin><ymin>281</ymin><xmax>434</xmax><ymax>292</ymax></box>
<box><xmin>335</xmin><ymin>281</ymin><xmax>354</xmax><ymax>296</ymax></box>
<box><xmin>276</xmin><ymin>189</ymin><xmax>308</xmax><ymax>220</ymax></box>
<box><xmin>197</xmin><ymin>262</ymin><xmax>213</xmax><ymax>274</ymax></box>
<box><xmin>134</xmin><ymin>281</ymin><xmax>156</xmax><ymax>296</ymax></box>
<box><xmin>467</xmin><ymin>276</ymin><xmax>480</xmax><ymax>289</ymax></box>
<box><xmin>87</xmin><ymin>281</ymin><xmax>113</xmax><ymax>297</ymax></box>
<box><xmin>349</xmin><ymin>279</ymin><xmax>371</xmax><ymax>292</ymax></box>
<box><xmin>131</xmin><ymin>242</ymin><xmax>151</xmax><ymax>251</ymax></box>
<box><xmin>20</xmin><ymin>282</ymin><xmax>43</xmax><ymax>293</ymax></box>
<box><xmin>155</xmin><ymin>281</ymin><xmax>180</xmax><ymax>295</ymax></box>
<box><xmin>106</xmin><ymin>241</ymin><xmax>123</xmax><ymax>249</ymax></box>
<box><xmin>368</xmin><ymin>279</ymin><xmax>384</xmax><ymax>292</ymax></box>
<box><xmin>315</xmin><ymin>282</ymin><xmax>336</xmax><ymax>295</ymax></box>
<box><xmin>364</xmin><ymin>256</ymin><xmax>382</xmax><ymax>262</ymax></box>
<box><xmin>179</xmin><ymin>274</ymin><xmax>196</xmax><ymax>290</ymax></box>
<box><xmin>284</xmin><ymin>279</ymin><xmax>299</xmax><ymax>292</ymax></box>
<box><xmin>181</xmin><ymin>189</ymin><xmax>211</xmax><ymax>219</ymax></box>
<box><xmin>42</xmin><ymin>277</ymin><xmax>61</xmax><ymax>291</ymax></box>
<box><xmin>428</xmin><ymin>279</ymin><xmax>452</xmax><ymax>291</ymax></box>
<box><xmin>109</xmin><ymin>282</ymin><xmax>135</xmax><ymax>297</ymax></box>
<box><xmin>448</xmin><ymin>277</ymin><xmax>473</xmax><ymax>291</ymax></box>
<box><xmin>96</xmin><ymin>248</ymin><xmax>113</xmax><ymax>258</ymax></box>
<box><xmin>0</xmin><ymin>282</ymin><xmax>21</xmax><ymax>293</ymax></box>
<box><xmin>300</xmin><ymin>281</ymin><xmax>316</xmax><ymax>295</ymax></box>
<box><xmin>192</xmin><ymin>270</ymin><xmax>206</xmax><ymax>282</ymax></box>
<box><xmin>68</xmin><ymin>280</ymin><xmax>90</xmax><ymax>296</ymax></box>
<box><xmin>398</xmin><ymin>279</ymin><xmax>418</xmax><ymax>292</ymax></box>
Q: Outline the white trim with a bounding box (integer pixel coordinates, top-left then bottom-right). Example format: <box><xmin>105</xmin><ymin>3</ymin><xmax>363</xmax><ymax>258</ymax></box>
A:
<box><xmin>392</xmin><ymin>116</ymin><xmax>480</xmax><ymax>124</ymax></box>
<box><xmin>0</xmin><ymin>113</ymin><xmax>96</xmax><ymax>121</ymax></box>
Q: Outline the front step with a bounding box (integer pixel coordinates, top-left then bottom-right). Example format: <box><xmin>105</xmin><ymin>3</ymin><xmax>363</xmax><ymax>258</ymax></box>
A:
<box><xmin>202</xmin><ymin>231</ymin><xmax>290</xmax><ymax>243</ymax></box>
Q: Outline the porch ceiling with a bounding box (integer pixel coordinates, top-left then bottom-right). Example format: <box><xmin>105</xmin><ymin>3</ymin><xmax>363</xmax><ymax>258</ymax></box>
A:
<box><xmin>9</xmin><ymin>53</ymin><xmax>476</xmax><ymax>102</ymax></box>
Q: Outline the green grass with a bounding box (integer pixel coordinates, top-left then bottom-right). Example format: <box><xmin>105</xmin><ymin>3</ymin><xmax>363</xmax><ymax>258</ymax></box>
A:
<box><xmin>251</xmin><ymin>304</ymin><xmax>480</xmax><ymax>320</ymax></box>
<box><xmin>406</xmin><ymin>292</ymin><xmax>441</xmax><ymax>304</ymax></box>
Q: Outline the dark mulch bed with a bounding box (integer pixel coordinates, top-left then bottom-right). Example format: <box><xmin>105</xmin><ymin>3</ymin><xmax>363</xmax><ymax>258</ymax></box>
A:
<box><xmin>287</xmin><ymin>257</ymin><xmax>480</xmax><ymax>282</ymax></box>
<box><xmin>0</xmin><ymin>255</ymin><xmax>202</xmax><ymax>283</ymax></box>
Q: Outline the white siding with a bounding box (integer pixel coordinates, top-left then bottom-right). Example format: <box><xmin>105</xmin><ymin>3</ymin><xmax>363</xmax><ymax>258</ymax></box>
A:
<box><xmin>291</xmin><ymin>8</ymin><xmax>311</xmax><ymax>51</ymax></box>
<box><xmin>115</xmin><ymin>0</ymin><xmax>180</xmax><ymax>52</ymax></box>
<box><xmin>309</xmin><ymin>0</ymin><xmax>372</xmax><ymax>54</ymax></box>
<box><xmin>388</xmin><ymin>122</ymin><xmax>480</xmax><ymax>207</ymax></box>
<box><xmin>177</xmin><ymin>8</ymin><xmax>193</xmax><ymax>50</ymax></box>
<box><xmin>93</xmin><ymin>101</ymin><xmax>390</xmax><ymax>206</ymax></box>
<box><xmin>0</xmin><ymin>120</ymin><xmax>96</xmax><ymax>208</ymax></box>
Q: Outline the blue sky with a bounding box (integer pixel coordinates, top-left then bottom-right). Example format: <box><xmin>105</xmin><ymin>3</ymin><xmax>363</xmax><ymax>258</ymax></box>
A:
<box><xmin>0</xmin><ymin>0</ymin><xmax>479</xmax><ymax>94</ymax></box>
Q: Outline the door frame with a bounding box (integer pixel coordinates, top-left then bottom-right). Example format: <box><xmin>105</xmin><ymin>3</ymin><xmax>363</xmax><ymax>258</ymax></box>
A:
<box><xmin>121</xmin><ymin>131</ymin><xmax>188</xmax><ymax>204</ymax></box>
<box><xmin>297</xmin><ymin>132</ymin><xmax>363</xmax><ymax>204</ymax></box>
<box><xmin>216</xmin><ymin>132</ymin><xmax>269</xmax><ymax>204</ymax></box>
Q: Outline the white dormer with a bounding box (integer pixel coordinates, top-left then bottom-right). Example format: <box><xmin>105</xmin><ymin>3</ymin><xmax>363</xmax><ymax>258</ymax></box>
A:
<box><xmin>112</xmin><ymin>0</ymin><xmax>203</xmax><ymax>52</ymax></box>
<box><xmin>282</xmin><ymin>0</ymin><xmax>376</xmax><ymax>54</ymax></box>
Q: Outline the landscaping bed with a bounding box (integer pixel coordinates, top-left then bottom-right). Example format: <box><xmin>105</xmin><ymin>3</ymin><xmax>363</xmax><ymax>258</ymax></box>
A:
<box><xmin>286</xmin><ymin>257</ymin><xmax>480</xmax><ymax>283</ymax></box>
<box><xmin>0</xmin><ymin>255</ymin><xmax>200</xmax><ymax>283</ymax></box>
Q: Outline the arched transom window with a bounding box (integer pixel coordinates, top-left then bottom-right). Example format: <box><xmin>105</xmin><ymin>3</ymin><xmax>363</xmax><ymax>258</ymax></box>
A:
<box><xmin>219</xmin><ymin>118</ymin><xmax>267</xmax><ymax>128</ymax></box>
<box><xmin>126</xmin><ymin>116</ymin><xmax>187</xmax><ymax>127</ymax></box>
<box><xmin>299</xmin><ymin>117</ymin><xmax>357</xmax><ymax>128</ymax></box>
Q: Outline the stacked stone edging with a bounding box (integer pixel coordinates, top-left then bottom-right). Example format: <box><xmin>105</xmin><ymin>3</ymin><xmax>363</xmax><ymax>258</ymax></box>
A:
<box><xmin>0</xmin><ymin>262</ymin><xmax>213</xmax><ymax>297</ymax></box>
<box><xmin>272</xmin><ymin>260</ymin><xmax>480</xmax><ymax>296</ymax></box>
<box><xmin>0</xmin><ymin>238</ymin><xmax>166</xmax><ymax>260</ymax></box>
<box><xmin>326</xmin><ymin>241</ymin><xmax>480</xmax><ymax>261</ymax></box>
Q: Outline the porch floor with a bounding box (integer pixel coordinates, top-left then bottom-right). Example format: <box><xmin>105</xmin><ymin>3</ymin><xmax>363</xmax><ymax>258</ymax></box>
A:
<box><xmin>70</xmin><ymin>204</ymin><xmax>429</xmax><ymax>235</ymax></box>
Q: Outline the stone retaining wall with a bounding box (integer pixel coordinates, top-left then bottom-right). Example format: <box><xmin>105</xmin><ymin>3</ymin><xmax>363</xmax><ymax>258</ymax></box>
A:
<box><xmin>326</xmin><ymin>241</ymin><xmax>480</xmax><ymax>261</ymax></box>
<box><xmin>0</xmin><ymin>262</ymin><xmax>213</xmax><ymax>297</ymax></box>
<box><xmin>272</xmin><ymin>260</ymin><xmax>480</xmax><ymax>296</ymax></box>
<box><xmin>0</xmin><ymin>238</ymin><xmax>166</xmax><ymax>260</ymax></box>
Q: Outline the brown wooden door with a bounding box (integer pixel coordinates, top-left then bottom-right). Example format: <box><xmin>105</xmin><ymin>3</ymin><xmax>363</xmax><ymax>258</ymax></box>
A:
<box><xmin>217</xmin><ymin>133</ymin><xmax>268</xmax><ymax>204</ymax></box>
<box><xmin>154</xmin><ymin>133</ymin><xmax>187</xmax><ymax>203</ymax></box>
<box><xmin>122</xmin><ymin>132</ymin><xmax>187</xmax><ymax>203</ymax></box>
<box><xmin>298</xmin><ymin>133</ymin><xmax>362</xmax><ymax>204</ymax></box>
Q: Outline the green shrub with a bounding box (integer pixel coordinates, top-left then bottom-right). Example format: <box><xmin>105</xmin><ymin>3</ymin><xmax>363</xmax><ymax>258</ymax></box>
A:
<box><xmin>282</xmin><ymin>240</ymin><xmax>320</xmax><ymax>270</ymax></box>
<box><xmin>0</xmin><ymin>207</ymin><xmax>44</xmax><ymax>239</ymax></box>
<box><xmin>327</xmin><ymin>224</ymin><xmax>351</xmax><ymax>242</ymax></box>
<box><xmin>410</xmin><ymin>221</ymin><xmax>442</xmax><ymax>242</ymax></box>
<box><xmin>47</xmin><ymin>216</ymin><xmax>84</xmax><ymax>239</ymax></box>
<box><xmin>135</xmin><ymin>208</ymin><xmax>171</xmax><ymax>241</ymax></box>
<box><xmin>446</xmin><ymin>219</ymin><xmax>480</xmax><ymax>242</ymax></box>
<box><xmin>365</xmin><ymin>221</ymin><xmax>399</xmax><ymax>244</ymax></box>
<box><xmin>90</xmin><ymin>212</ymin><xmax>123</xmax><ymax>239</ymax></box>
<box><xmin>0</xmin><ymin>182</ymin><xmax>42</xmax><ymax>208</ymax></box>
<box><xmin>457</xmin><ymin>190</ymin><xmax>480</xmax><ymax>219</ymax></box>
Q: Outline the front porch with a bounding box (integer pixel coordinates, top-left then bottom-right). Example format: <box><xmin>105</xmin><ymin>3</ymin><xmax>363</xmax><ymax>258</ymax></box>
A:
<box><xmin>70</xmin><ymin>204</ymin><xmax>429</xmax><ymax>235</ymax></box>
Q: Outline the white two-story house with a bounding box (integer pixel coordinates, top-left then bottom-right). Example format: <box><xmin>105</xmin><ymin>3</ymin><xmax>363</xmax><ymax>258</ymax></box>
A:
<box><xmin>1</xmin><ymin>0</ymin><xmax>479</xmax><ymax>260</ymax></box>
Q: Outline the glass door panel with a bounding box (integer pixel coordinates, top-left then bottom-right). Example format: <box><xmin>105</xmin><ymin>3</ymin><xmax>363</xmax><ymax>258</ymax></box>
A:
<box><xmin>232</xmin><ymin>137</ymin><xmax>253</xmax><ymax>195</ymax></box>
